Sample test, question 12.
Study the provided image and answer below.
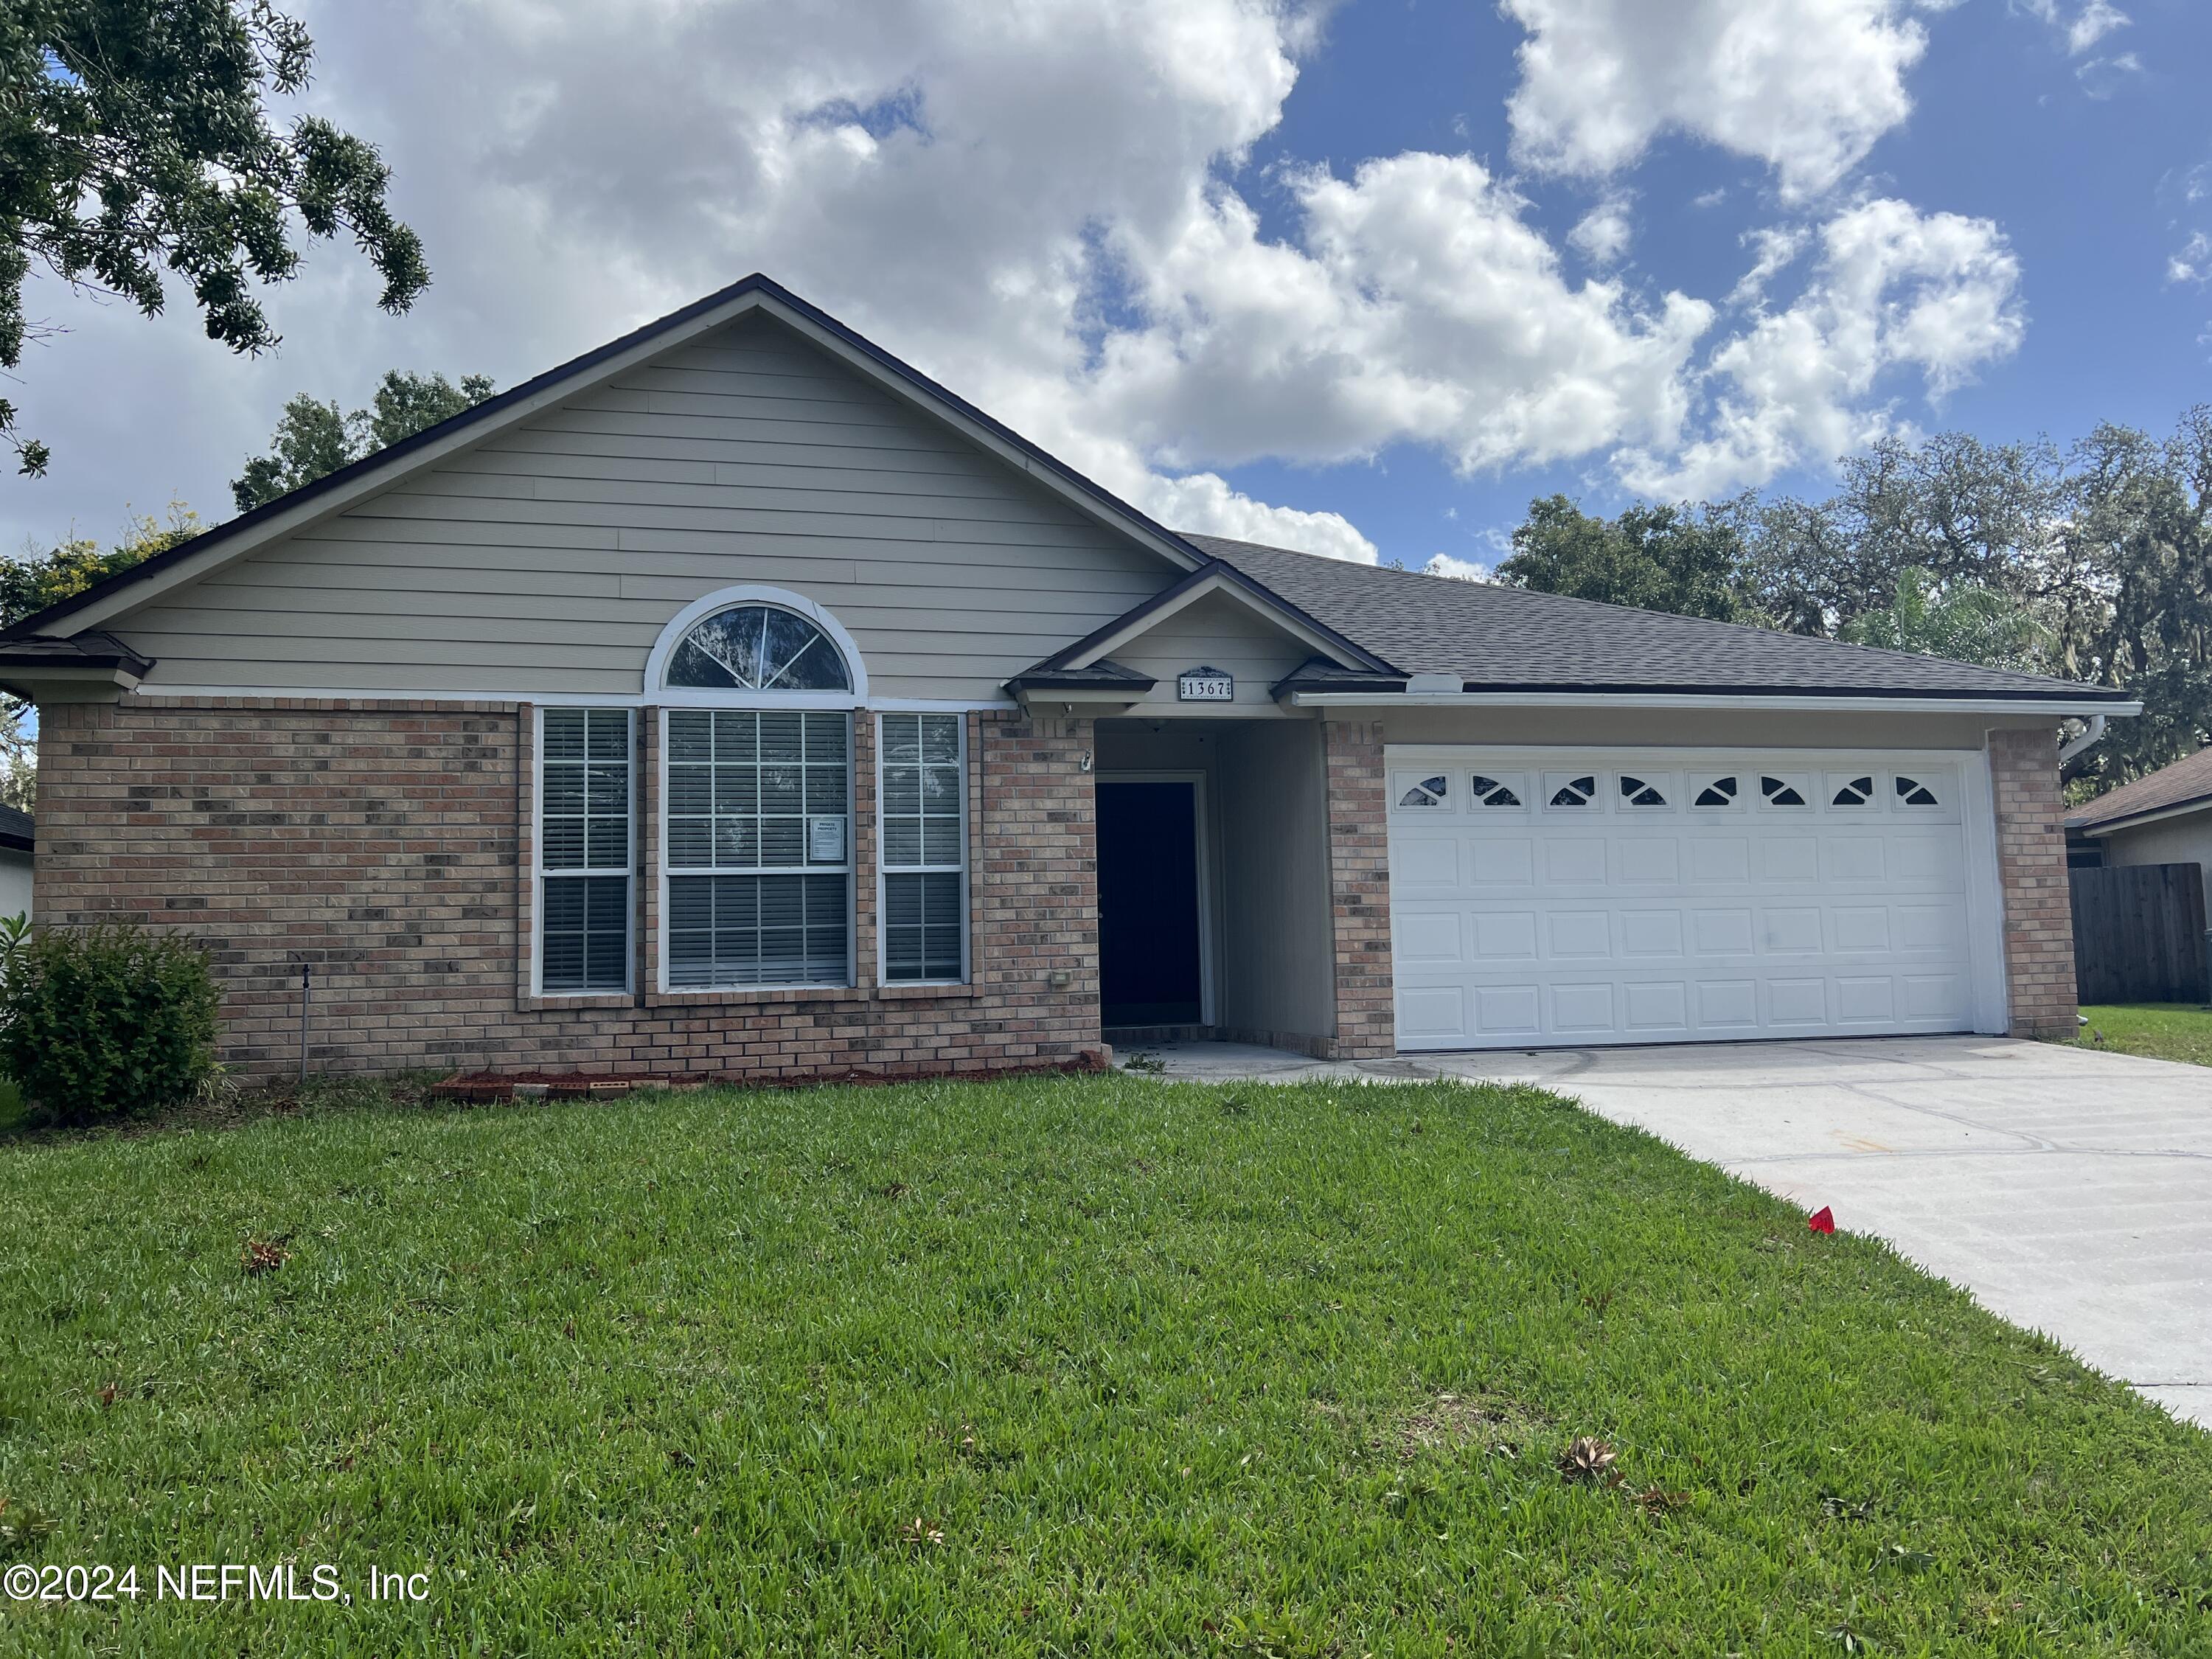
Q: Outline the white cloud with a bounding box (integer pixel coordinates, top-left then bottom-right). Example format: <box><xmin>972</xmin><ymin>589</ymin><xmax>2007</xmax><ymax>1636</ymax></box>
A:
<box><xmin>1424</xmin><ymin>553</ymin><xmax>1492</xmax><ymax>581</ymax></box>
<box><xmin>4</xmin><ymin>0</ymin><xmax>2014</xmax><ymax>572</ymax></box>
<box><xmin>1501</xmin><ymin>0</ymin><xmax>1955</xmax><ymax>201</ymax></box>
<box><xmin>1080</xmin><ymin>153</ymin><xmax>1712</xmax><ymax>480</ymax></box>
<box><xmin>2170</xmin><ymin>232</ymin><xmax>2212</xmax><ymax>286</ymax></box>
<box><xmin>2074</xmin><ymin>51</ymin><xmax>2142</xmax><ymax>97</ymax></box>
<box><xmin>1728</xmin><ymin>225</ymin><xmax>1813</xmax><ymax>307</ymax></box>
<box><xmin>1568</xmin><ymin>193</ymin><xmax>1635</xmax><ymax>266</ymax></box>
<box><xmin>2014</xmin><ymin>0</ymin><xmax>2130</xmax><ymax>54</ymax></box>
<box><xmin>1624</xmin><ymin>198</ymin><xmax>2025</xmax><ymax>495</ymax></box>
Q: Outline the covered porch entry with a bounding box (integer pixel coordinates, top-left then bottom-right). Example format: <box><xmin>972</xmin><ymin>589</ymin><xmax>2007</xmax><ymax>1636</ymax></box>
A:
<box><xmin>1093</xmin><ymin>717</ymin><xmax>1336</xmax><ymax>1054</ymax></box>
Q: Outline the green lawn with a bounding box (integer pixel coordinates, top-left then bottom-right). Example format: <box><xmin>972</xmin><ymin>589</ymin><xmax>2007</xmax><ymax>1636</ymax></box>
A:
<box><xmin>2076</xmin><ymin>1003</ymin><xmax>2212</xmax><ymax>1068</ymax></box>
<box><xmin>2</xmin><ymin>1075</ymin><xmax>2208</xmax><ymax>1655</ymax></box>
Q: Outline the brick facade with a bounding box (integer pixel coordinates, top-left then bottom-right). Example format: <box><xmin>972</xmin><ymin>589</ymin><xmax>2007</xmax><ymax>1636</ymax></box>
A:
<box><xmin>1988</xmin><ymin>726</ymin><xmax>2079</xmax><ymax>1038</ymax></box>
<box><xmin>1322</xmin><ymin>717</ymin><xmax>1394</xmax><ymax>1059</ymax></box>
<box><xmin>35</xmin><ymin>698</ymin><xmax>1102</xmax><ymax>1081</ymax></box>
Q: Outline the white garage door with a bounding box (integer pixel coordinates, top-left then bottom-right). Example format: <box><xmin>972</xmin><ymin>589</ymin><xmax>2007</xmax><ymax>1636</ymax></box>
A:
<box><xmin>1386</xmin><ymin>748</ymin><xmax>2003</xmax><ymax>1050</ymax></box>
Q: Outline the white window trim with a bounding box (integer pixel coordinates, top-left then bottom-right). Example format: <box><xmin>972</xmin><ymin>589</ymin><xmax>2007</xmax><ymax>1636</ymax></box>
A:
<box><xmin>655</xmin><ymin>707</ymin><xmax>858</xmax><ymax>994</ymax></box>
<box><xmin>875</xmin><ymin>712</ymin><xmax>970</xmax><ymax>987</ymax></box>
<box><xmin>643</xmin><ymin>584</ymin><xmax>872</xmax><ymax>705</ymax></box>
<box><xmin>532</xmin><ymin>706</ymin><xmax>636</xmax><ymax>998</ymax></box>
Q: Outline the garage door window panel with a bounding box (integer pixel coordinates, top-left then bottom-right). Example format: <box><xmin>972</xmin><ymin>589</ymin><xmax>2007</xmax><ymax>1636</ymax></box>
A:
<box><xmin>1545</xmin><ymin>773</ymin><xmax>1599</xmax><ymax>810</ymax></box>
<box><xmin>1397</xmin><ymin>773</ymin><xmax>1451</xmax><ymax>810</ymax></box>
<box><xmin>1759</xmin><ymin>773</ymin><xmax>1812</xmax><ymax>809</ymax></box>
<box><xmin>1618</xmin><ymin>773</ymin><xmax>1674</xmax><ymax>810</ymax></box>
<box><xmin>1829</xmin><ymin>774</ymin><xmax>1877</xmax><ymax>808</ymax></box>
<box><xmin>1894</xmin><ymin>775</ymin><xmax>1942</xmax><ymax>807</ymax></box>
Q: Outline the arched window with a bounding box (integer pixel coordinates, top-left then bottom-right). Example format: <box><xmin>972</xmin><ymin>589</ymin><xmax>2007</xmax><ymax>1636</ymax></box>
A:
<box><xmin>666</xmin><ymin>602</ymin><xmax>852</xmax><ymax>692</ymax></box>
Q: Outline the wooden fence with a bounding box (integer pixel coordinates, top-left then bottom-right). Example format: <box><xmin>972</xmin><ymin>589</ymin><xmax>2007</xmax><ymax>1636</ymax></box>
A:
<box><xmin>2069</xmin><ymin>863</ymin><xmax>2208</xmax><ymax>1004</ymax></box>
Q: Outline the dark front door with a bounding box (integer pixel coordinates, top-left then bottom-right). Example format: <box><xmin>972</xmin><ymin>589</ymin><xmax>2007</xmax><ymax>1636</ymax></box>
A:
<box><xmin>1097</xmin><ymin>779</ymin><xmax>1203</xmax><ymax>1027</ymax></box>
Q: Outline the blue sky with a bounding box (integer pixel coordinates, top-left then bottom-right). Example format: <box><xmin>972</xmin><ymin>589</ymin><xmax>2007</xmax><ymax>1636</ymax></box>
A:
<box><xmin>1221</xmin><ymin>0</ymin><xmax>2212</xmax><ymax>568</ymax></box>
<box><xmin>6</xmin><ymin>0</ymin><xmax>2209</xmax><ymax>574</ymax></box>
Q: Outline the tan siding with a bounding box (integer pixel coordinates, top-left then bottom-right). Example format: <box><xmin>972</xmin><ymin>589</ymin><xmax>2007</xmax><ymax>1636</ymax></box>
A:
<box><xmin>118</xmin><ymin>313</ymin><xmax>1172</xmax><ymax>699</ymax></box>
<box><xmin>1107</xmin><ymin>592</ymin><xmax>1315</xmax><ymax>718</ymax></box>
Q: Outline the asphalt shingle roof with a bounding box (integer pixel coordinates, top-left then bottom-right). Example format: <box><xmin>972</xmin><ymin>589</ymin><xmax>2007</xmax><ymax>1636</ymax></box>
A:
<box><xmin>1182</xmin><ymin>534</ymin><xmax>2128</xmax><ymax>703</ymax></box>
<box><xmin>2067</xmin><ymin>748</ymin><xmax>2212</xmax><ymax>830</ymax></box>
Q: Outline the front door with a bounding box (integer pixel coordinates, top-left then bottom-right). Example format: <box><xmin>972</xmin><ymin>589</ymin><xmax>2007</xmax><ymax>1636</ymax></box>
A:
<box><xmin>1097</xmin><ymin>778</ymin><xmax>1203</xmax><ymax>1027</ymax></box>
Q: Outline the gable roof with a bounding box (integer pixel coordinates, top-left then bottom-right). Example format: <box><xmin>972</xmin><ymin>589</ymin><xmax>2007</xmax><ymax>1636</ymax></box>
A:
<box><xmin>5</xmin><ymin>274</ymin><xmax>1211</xmax><ymax>642</ymax></box>
<box><xmin>1187</xmin><ymin>535</ymin><xmax>2137</xmax><ymax>706</ymax></box>
<box><xmin>0</xmin><ymin>805</ymin><xmax>29</xmax><ymax>854</ymax></box>
<box><xmin>2067</xmin><ymin>748</ymin><xmax>2212</xmax><ymax>833</ymax></box>
<box><xmin>1028</xmin><ymin>560</ymin><xmax>1395</xmax><ymax>678</ymax></box>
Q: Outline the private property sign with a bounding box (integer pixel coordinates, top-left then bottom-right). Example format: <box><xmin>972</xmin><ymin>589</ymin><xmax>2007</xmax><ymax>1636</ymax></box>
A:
<box><xmin>1177</xmin><ymin>667</ymin><xmax>1234</xmax><ymax>703</ymax></box>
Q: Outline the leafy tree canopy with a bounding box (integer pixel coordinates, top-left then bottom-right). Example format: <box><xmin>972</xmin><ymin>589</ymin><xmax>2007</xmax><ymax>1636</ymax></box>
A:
<box><xmin>1496</xmin><ymin>495</ymin><xmax>1751</xmax><ymax>624</ymax></box>
<box><xmin>1478</xmin><ymin>408</ymin><xmax>2212</xmax><ymax>799</ymax></box>
<box><xmin>1</xmin><ymin>1</ymin><xmax>428</xmax><ymax>476</ymax></box>
<box><xmin>232</xmin><ymin>369</ymin><xmax>494</xmax><ymax>511</ymax></box>
<box><xmin>1837</xmin><ymin>567</ymin><xmax>2050</xmax><ymax>675</ymax></box>
<box><xmin>0</xmin><ymin>502</ymin><xmax>201</xmax><ymax>632</ymax></box>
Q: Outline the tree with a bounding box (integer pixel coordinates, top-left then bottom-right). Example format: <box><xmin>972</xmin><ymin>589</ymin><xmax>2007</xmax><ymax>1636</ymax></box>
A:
<box><xmin>1496</xmin><ymin>495</ymin><xmax>1752</xmax><ymax>623</ymax></box>
<box><xmin>1837</xmin><ymin>566</ymin><xmax>2051</xmax><ymax>674</ymax></box>
<box><xmin>1</xmin><ymin>1</ymin><xmax>428</xmax><ymax>476</ymax></box>
<box><xmin>1742</xmin><ymin>434</ymin><xmax>2065</xmax><ymax>637</ymax></box>
<box><xmin>232</xmin><ymin>369</ymin><xmax>495</xmax><ymax>511</ymax></box>
<box><xmin>0</xmin><ymin>504</ymin><xmax>204</xmax><ymax>807</ymax></box>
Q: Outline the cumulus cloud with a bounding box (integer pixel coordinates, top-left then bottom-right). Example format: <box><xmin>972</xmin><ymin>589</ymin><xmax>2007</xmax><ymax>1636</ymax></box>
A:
<box><xmin>1424</xmin><ymin>553</ymin><xmax>1493</xmax><ymax>581</ymax></box>
<box><xmin>1624</xmin><ymin>198</ymin><xmax>2025</xmax><ymax>495</ymax></box>
<box><xmin>1501</xmin><ymin>0</ymin><xmax>1955</xmax><ymax>201</ymax></box>
<box><xmin>1568</xmin><ymin>193</ymin><xmax>1635</xmax><ymax>266</ymax></box>
<box><xmin>5</xmin><ymin>0</ymin><xmax>2014</xmax><ymax>570</ymax></box>
<box><xmin>1081</xmin><ymin>153</ymin><xmax>1711</xmax><ymax>477</ymax></box>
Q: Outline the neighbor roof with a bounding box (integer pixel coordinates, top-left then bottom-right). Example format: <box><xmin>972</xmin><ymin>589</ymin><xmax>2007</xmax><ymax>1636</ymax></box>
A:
<box><xmin>2067</xmin><ymin>748</ymin><xmax>2212</xmax><ymax>833</ymax></box>
<box><xmin>0</xmin><ymin>806</ymin><xmax>31</xmax><ymax>854</ymax></box>
<box><xmin>1186</xmin><ymin>535</ymin><xmax>2135</xmax><ymax>703</ymax></box>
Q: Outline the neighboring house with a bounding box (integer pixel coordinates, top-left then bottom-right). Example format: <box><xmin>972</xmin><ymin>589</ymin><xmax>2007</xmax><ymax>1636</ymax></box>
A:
<box><xmin>0</xmin><ymin>276</ymin><xmax>2133</xmax><ymax>1079</ymax></box>
<box><xmin>2066</xmin><ymin>748</ymin><xmax>2212</xmax><ymax>900</ymax></box>
<box><xmin>0</xmin><ymin>806</ymin><xmax>30</xmax><ymax>919</ymax></box>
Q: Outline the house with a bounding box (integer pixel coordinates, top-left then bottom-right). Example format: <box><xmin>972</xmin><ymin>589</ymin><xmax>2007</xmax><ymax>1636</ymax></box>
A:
<box><xmin>0</xmin><ymin>806</ymin><xmax>30</xmax><ymax>919</ymax></box>
<box><xmin>2066</xmin><ymin>748</ymin><xmax>2212</xmax><ymax>902</ymax></box>
<box><xmin>0</xmin><ymin>276</ymin><xmax>2135</xmax><ymax>1079</ymax></box>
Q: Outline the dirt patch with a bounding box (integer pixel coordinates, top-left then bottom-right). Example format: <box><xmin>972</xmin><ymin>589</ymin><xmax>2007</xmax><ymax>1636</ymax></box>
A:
<box><xmin>1388</xmin><ymin>1391</ymin><xmax>1551</xmax><ymax>1460</ymax></box>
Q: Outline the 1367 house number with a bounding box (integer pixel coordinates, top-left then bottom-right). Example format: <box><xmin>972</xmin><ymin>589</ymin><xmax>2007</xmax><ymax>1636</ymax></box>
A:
<box><xmin>1176</xmin><ymin>667</ymin><xmax>1234</xmax><ymax>702</ymax></box>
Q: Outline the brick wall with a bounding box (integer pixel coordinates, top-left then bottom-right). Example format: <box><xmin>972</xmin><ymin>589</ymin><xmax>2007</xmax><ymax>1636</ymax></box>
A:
<box><xmin>35</xmin><ymin>698</ymin><xmax>1102</xmax><ymax>1081</ymax></box>
<box><xmin>1322</xmin><ymin>717</ymin><xmax>1394</xmax><ymax>1059</ymax></box>
<box><xmin>1988</xmin><ymin>726</ymin><xmax>2079</xmax><ymax>1038</ymax></box>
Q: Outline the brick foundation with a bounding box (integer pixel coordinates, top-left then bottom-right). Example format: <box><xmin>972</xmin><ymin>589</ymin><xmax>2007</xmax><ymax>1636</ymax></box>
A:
<box><xmin>35</xmin><ymin>698</ymin><xmax>1102</xmax><ymax>1080</ymax></box>
<box><xmin>1323</xmin><ymin>717</ymin><xmax>1394</xmax><ymax>1060</ymax></box>
<box><xmin>1988</xmin><ymin>726</ymin><xmax>2079</xmax><ymax>1038</ymax></box>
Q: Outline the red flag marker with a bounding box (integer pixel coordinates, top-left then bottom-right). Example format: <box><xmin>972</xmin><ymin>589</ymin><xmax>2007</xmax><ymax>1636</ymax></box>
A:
<box><xmin>1806</xmin><ymin>1206</ymin><xmax>1835</xmax><ymax>1234</ymax></box>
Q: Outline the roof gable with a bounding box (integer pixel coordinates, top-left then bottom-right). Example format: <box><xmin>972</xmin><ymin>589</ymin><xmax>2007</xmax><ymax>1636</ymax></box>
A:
<box><xmin>10</xmin><ymin>275</ymin><xmax>1208</xmax><ymax>641</ymax></box>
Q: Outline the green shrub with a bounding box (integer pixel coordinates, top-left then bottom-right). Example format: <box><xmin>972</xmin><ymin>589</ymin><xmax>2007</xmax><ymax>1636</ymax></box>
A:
<box><xmin>0</xmin><ymin>922</ymin><xmax>220</xmax><ymax>1122</ymax></box>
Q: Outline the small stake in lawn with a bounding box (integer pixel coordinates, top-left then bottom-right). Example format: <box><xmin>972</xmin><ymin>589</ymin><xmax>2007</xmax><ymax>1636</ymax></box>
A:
<box><xmin>1807</xmin><ymin>1206</ymin><xmax>1835</xmax><ymax>1234</ymax></box>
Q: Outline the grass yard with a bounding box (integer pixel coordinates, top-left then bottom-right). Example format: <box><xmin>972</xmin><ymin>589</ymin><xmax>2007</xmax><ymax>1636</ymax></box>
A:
<box><xmin>2076</xmin><ymin>1003</ymin><xmax>2212</xmax><ymax>1068</ymax></box>
<box><xmin>2</xmin><ymin>1074</ymin><xmax>2209</xmax><ymax>1656</ymax></box>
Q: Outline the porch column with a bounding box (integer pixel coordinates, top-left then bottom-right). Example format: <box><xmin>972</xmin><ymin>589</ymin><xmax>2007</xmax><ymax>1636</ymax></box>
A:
<box><xmin>1324</xmin><ymin>716</ymin><xmax>1395</xmax><ymax>1059</ymax></box>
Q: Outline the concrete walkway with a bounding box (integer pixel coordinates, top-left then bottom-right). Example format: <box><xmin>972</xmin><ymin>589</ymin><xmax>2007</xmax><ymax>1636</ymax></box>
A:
<box><xmin>1130</xmin><ymin>1034</ymin><xmax>2212</xmax><ymax>1428</ymax></box>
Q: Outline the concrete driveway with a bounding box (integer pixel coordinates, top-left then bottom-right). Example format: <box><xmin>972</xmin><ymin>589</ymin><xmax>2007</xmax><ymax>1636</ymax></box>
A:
<box><xmin>1138</xmin><ymin>1035</ymin><xmax>2212</xmax><ymax>1428</ymax></box>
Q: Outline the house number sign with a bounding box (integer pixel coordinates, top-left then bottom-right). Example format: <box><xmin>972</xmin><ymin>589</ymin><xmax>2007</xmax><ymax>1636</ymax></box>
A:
<box><xmin>1177</xmin><ymin>667</ymin><xmax>1234</xmax><ymax>703</ymax></box>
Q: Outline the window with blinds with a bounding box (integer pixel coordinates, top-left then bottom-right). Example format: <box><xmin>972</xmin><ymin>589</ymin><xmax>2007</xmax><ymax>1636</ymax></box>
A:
<box><xmin>665</xmin><ymin>709</ymin><xmax>852</xmax><ymax>987</ymax></box>
<box><xmin>538</xmin><ymin>708</ymin><xmax>633</xmax><ymax>993</ymax></box>
<box><xmin>880</xmin><ymin>712</ymin><xmax>966</xmax><ymax>982</ymax></box>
